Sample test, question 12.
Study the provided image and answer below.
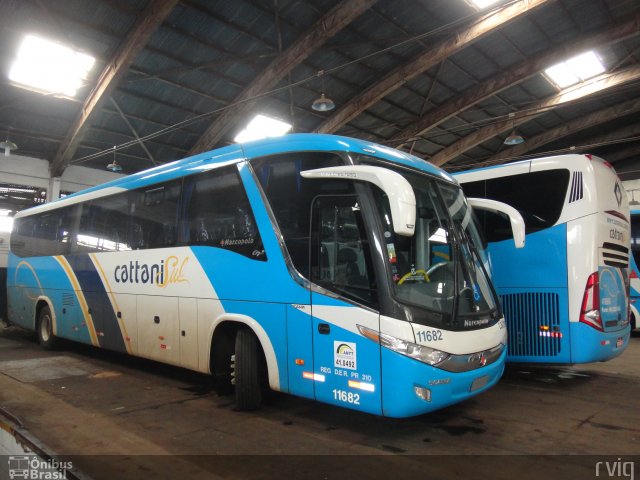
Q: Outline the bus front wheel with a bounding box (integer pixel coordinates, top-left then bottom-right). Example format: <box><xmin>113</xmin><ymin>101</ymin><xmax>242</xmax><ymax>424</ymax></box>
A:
<box><xmin>232</xmin><ymin>328</ymin><xmax>264</xmax><ymax>410</ymax></box>
<box><xmin>37</xmin><ymin>306</ymin><xmax>58</xmax><ymax>350</ymax></box>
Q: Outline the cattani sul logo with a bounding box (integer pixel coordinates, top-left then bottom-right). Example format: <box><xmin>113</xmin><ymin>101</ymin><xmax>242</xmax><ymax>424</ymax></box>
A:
<box><xmin>113</xmin><ymin>255</ymin><xmax>191</xmax><ymax>288</ymax></box>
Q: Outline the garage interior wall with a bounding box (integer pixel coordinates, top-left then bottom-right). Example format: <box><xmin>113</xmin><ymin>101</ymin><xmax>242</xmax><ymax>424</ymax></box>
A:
<box><xmin>0</xmin><ymin>153</ymin><xmax>124</xmax><ymax>202</ymax></box>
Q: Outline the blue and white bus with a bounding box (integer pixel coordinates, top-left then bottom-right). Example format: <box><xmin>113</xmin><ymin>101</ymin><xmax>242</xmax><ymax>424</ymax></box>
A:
<box><xmin>0</xmin><ymin>231</ymin><xmax>8</xmax><ymax>326</ymax></box>
<box><xmin>7</xmin><ymin>134</ymin><xmax>523</xmax><ymax>418</ymax></box>
<box><xmin>455</xmin><ymin>154</ymin><xmax>631</xmax><ymax>364</ymax></box>
<box><xmin>629</xmin><ymin>209</ymin><xmax>640</xmax><ymax>331</ymax></box>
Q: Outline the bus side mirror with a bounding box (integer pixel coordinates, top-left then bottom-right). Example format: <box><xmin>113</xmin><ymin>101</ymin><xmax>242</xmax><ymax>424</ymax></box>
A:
<box><xmin>301</xmin><ymin>165</ymin><xmax>416</xmax><ymax>236</ymax></box>
<box><xmin>467</xmin><ymin>198</ymin><xmax>526</xmax><ymax>249</ymax></box>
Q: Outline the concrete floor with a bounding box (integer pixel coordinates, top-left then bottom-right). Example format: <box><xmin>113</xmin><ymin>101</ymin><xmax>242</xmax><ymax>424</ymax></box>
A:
<box><xmin>0</xmin><ymin>326</ymin><xmax>638</xmax><ymax>479</ymax></box>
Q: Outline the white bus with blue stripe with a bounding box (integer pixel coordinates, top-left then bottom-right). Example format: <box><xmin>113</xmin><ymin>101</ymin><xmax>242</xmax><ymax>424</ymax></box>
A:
<box><xmin>0</xmin><ymin>231</ymin><xmax>8</xmax><ymax>325</ymax></box>
<box><xmin>7</xmin><ymin>134</ymin><xmax>522</xmax><ymax>418</ymax></box>
<box><xmin>455</xmin><ymin>154</ymin><xmax>631</xmax><ymax>364</ymax></box>
<box><xmin>629</xmin><ymin>209</ymin><xmax>640</xmax><ymax>331</ymax></box>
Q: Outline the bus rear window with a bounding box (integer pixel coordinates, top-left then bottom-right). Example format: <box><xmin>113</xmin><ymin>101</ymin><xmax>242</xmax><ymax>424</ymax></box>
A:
<box><xmin>461</xmin><ymin>169</ymin><xmax>570</xmax><ymax>242</ymax></box>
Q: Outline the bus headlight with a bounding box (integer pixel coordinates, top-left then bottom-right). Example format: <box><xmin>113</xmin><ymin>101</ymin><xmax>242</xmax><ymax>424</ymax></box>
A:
<box><xmin>358</xmin><ymin>325</ymin><xmax>450</xmax><ymax>366</ymax></box>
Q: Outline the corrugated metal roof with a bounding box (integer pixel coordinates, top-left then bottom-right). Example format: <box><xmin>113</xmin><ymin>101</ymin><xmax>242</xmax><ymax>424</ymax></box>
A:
<box><xmin>0</xmin><ymin>0</ymin><xmax>638</xmax><ymax>182</ymax></box>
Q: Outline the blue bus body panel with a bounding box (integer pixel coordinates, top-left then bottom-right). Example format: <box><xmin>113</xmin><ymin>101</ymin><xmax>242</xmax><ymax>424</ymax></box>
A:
<box><xmin>488</xmin><ymin>224</ymin><xmax>571</xmax><ymax>363</ymax></box>
<box><xmin>381</xmin><ymin>347</ymin><xmax>506</xmax><ymax>418</ymax></box>
<box><xmin>569</xmin><ymin>322</ymin><xmax>630</xmax><ymax>363</ymax></box>
<box><xmin>489</xmin><ymin>224</ymin><xmax>568</xmax><ymax>289</ymax></box>
<box><xmin>307</xmin><ymin>302</ymin><xmax>383</xmax><ymax>416</ymax></box>
<box><xmin>285</xmin><ymin>305</ymin><xmax>315</xmax><ymax>400</ymax></box>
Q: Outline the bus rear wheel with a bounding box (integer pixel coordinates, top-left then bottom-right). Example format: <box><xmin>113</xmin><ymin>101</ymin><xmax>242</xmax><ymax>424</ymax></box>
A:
<box><xmin>232</xmin><ymin>328</ymin><xmax>264</xmax><ymax>410</ymax></box>
<box><xmin>37</xmin><ymin>306</ymin><xmax>58</xmax><ymax>350</ymax></box>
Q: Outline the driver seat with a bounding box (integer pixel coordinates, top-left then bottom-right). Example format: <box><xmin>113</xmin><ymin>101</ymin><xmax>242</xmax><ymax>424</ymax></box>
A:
<box><xmin>337</xmin><ymin>248</ymin><xmax>367</xmax><ymax>287</ymax></box>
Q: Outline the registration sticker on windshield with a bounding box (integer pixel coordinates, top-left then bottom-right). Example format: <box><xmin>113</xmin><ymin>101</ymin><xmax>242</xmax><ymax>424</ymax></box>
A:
<box><xmin>334</xmin><ymin>341</ymin><xmax>357</xmax><ymax>370</ymax></box>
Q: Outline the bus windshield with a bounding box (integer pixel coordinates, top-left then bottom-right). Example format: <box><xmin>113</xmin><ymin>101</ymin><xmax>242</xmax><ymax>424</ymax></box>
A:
<box><xmin>369</xmin><ymin>167</ymin><xmax>498</xmax><ymax>320</ymax></box>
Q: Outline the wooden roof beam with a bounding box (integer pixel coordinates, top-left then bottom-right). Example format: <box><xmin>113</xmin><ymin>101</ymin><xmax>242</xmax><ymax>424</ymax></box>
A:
<box><xmin>605</xmin><ymin>143</ymin><xmax>640</xmax><ymax>164</ymax></box>
<box><xmin>188</xmin><ymin>0</ymin><xmax>378</xmax><ymax>155</ymax></box>
<box><xmin>487</xmin><ymin>97</ymin><xmax>640</xmax><ymax>164</ymax></box>
<box><xmin>315</xmin><ymin>0</ymin><xmax>551</xmax><ymax>134</ymax></box>
<box><xmin>50</xmin><ymin>0</ymin><xmax>179</xmax><ymax>177</ymax></box>
<box><xmin>429</xmin><ymin>63</ymin><xmax>640</xmax><ymax>167</ymax></box>
<box><xmin>389</xmin><ymin>14</ymin><xmax>640</xmax><ymax>148</ymax></box>
<box><xmin>577</xmin><ymin>122</ymin><xmax>640</xmax><ymax>153</ymax></box>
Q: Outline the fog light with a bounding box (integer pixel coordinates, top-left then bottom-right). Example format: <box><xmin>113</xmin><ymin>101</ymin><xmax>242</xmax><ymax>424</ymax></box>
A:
<box><xmin>414</xmin><ymin>386</ymin><xmax>431</xmax><ymax>402</ymax></box>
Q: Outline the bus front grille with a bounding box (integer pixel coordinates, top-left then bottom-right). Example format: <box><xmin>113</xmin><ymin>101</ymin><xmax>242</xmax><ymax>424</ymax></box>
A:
<box><xmin>501</xmin><ymin>292</ymin><xmax>561</xmax><ymax>358</ymax></box>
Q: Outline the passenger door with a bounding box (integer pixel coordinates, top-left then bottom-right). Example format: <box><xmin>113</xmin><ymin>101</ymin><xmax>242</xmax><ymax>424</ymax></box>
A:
<box><xmin>309</xmin><ymin>195</ymin><xmax>382</xmax><ymax>415</ymax></box>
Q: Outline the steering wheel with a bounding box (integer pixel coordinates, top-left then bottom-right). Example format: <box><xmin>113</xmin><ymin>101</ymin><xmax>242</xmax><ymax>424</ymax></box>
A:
<box><xmin>459</xmin><ymin>285</ymin><xmax>475</xmax><ymax>299</ymax></box>
<box><xmin>426</xmin><ymin>262</ymin><xmax>448</xmax><ymax>277</ymax></box>
<box><xmin>397</xmin><ymin>269</ymin><xmax>429</xmax><ymax>285</ymax></box>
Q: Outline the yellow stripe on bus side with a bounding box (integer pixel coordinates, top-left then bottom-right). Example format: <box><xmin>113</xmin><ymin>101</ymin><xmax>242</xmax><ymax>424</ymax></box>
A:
<box><xmin>53</xmin><ymin>255</ymin><xmax>100</xmax><ymax>347</ymax></box>
<box><xmin>89</xmin><ymin>253</ymin><xmax>132</xmax><ymax>355</ymax></box>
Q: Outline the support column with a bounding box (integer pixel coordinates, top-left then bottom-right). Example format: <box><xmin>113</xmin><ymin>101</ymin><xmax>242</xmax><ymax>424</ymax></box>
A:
<box><xmin>47</xmin><ymin>177</ymin><xmax>61</xmax><ymax>203</ymax></box>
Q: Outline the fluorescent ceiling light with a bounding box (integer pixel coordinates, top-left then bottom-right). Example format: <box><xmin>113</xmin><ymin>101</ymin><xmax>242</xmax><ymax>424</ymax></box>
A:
<box><xmin>544</xmin><ymin>51</ymin><xmax>605</xmax><ymax>89</ymax></box>
<box><xmin>9</xmin><ymin>34</ymin><xmax>95</xmax><ymax>97</ymax></box>
<box><xmin>234</xmin><ymin>114</ymin><xmax>292</xmax><ymax>143</ymax></box>
<box><xmin>468</xmin><ymin>0</ymin><xmax>501</xmax><ymax>8</ymax></box>
<box><xmin>567</xmin><ymin>51</ymin><xmax>606</xmax><ymax>79</ymax></box>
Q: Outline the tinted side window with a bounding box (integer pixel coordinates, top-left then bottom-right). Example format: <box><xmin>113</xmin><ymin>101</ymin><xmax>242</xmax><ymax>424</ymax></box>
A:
<box><xmin>461</xmin><ymin>169</ymin><xmax>570</xmax><ymax>242</ymax></box>
<box><xmin>76</xmin><ymin>192</ymin><xmax>132</xmax><ymax>252</ymax></box>
<box><xmin>11</xmin><ymin>207</ymin><xmax>76</xmax><ymax>257</ymax></box>
<box><xmin>129</xmin><ymin>180</ymin><xmax>182</xmax><ymax>249</ymax></box>
<box><xmin>11</xmin><ymin>216</ymin><xmax>36</xmax><ymax>257</ymax></box>
<box><xmin>252</xmin><ymin>153</ymin><xmax>351</xmax><ymax>277</ymax></box>
<box><xmin>182</xmin><ymin>166</ymin><xmax>264</xmax><ymax>260</ymax></box>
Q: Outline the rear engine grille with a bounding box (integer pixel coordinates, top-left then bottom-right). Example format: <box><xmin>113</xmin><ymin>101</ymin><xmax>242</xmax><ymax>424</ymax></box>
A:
<box><xmin>501</xmin><ymin>292</ymin><xmax>561</xmax><ymax>358</ymax></box>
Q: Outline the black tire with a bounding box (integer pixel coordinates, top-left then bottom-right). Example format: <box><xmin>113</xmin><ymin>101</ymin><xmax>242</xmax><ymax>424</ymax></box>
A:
<box><xmin>37</xmin><ymin>306</ymin><xmax>58</xmax><ymax>350</ymax></box>
<box><xmin>632</xmin><ymin>313</ymin><xmax>637</xmax><ymax>331</ymax></box>
<box><xmin>233</xmin><ymin>328</ymin><xmax>264</xmax><ymax>410</ymax></box>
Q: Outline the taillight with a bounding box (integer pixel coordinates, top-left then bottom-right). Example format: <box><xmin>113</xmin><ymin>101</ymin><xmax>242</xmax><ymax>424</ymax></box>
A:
<box><xmin>580</xmin><ymin>272</ymin><xmax>603</xmax><ymax>331</ymax></box>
